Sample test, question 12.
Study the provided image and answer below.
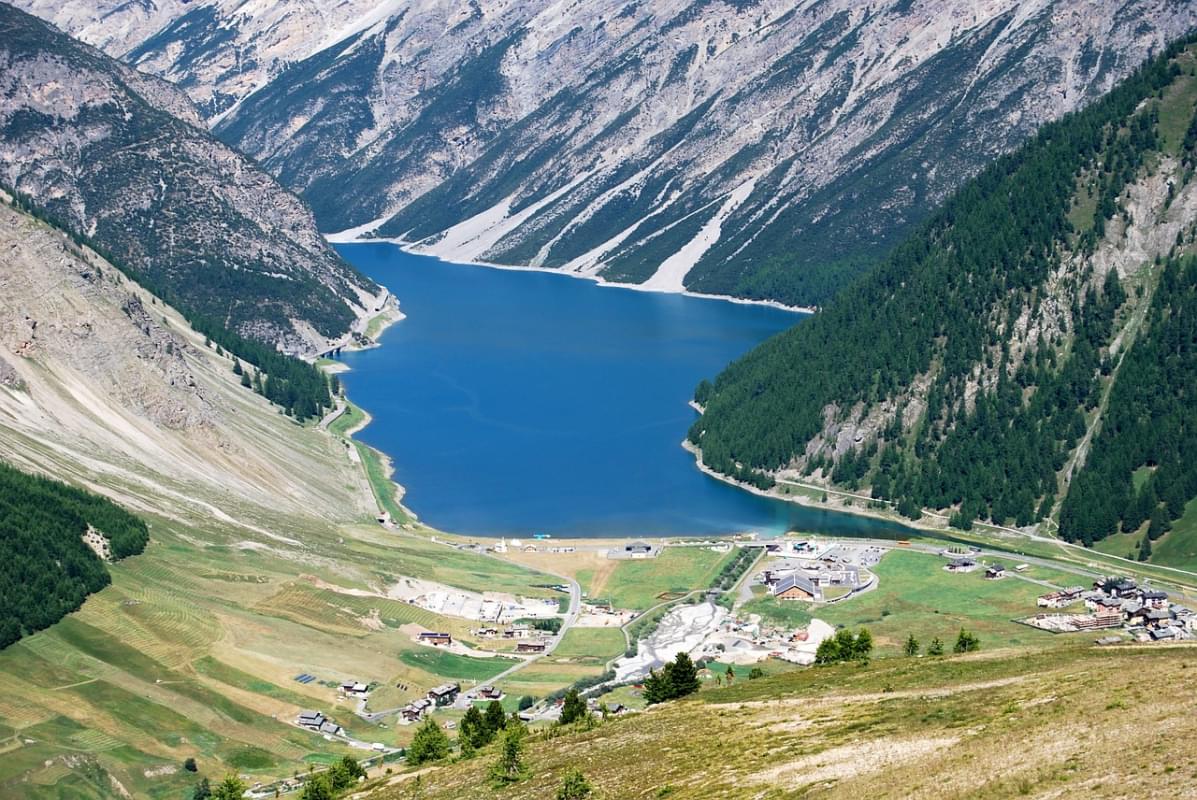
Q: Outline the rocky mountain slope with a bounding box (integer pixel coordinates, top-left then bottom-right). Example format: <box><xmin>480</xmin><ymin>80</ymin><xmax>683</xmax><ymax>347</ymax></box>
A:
<box><xmin>0</xmin><ymin>4</ymin><xmax>384</xmax><ymax>354</ymax></box>
<box><xmin>0</xmin><ymin>199</ymin><xmax>376</xmax><ymax>526</ymax></box>
<box><xmin>689</xmin><ymin>36</ymin><xmax>1197</xmax><ymax>560</ymax></box>
<box><xmin>15</xmin><ymin>0</ymin><xmax>1197</xmax><ymax>307</ymax></box>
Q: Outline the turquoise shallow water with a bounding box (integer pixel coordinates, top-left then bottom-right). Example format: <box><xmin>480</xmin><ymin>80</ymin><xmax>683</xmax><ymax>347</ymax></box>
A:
<box><xmin>335</xmin><ymin>243</ymin><xmax>915</xmax><ymax>539</ymax></box>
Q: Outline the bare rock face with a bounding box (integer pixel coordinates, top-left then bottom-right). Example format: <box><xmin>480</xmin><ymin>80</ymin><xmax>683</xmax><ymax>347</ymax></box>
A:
<box><xmin>15</xmin><ymin>0</ymin><xmax>1197</xmax><ymax>307</ymax></box>
<box><xmin>0</xmin><ymin>204</ymin><xmax>212</xmax><ymax>430</ymax></box>
<box><xmin>0</xmin><ymin>6</ymin><xmax>384</xmax><ymax>355</ymax></box>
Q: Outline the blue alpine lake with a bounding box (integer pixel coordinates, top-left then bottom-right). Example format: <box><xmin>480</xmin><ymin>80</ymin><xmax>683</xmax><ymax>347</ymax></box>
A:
<box><xmin>335</xmin><ymin>243</ymin><xmax>916</xmax><ymax>539</ymax></box>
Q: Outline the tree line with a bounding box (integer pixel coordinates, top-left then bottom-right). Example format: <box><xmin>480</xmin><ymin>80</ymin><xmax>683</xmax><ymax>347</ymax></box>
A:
<box><xmin>0</xmin><ymin>460</ymin><xmax>148</xmax><ymax>649</ymax></box>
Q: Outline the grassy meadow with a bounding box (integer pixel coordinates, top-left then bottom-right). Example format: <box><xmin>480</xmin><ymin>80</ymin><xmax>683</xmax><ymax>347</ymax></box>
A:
<box><xmin>741</xmin><ymin>550</ymin><xmax>1082</xmax><ymax>654</ymax></box>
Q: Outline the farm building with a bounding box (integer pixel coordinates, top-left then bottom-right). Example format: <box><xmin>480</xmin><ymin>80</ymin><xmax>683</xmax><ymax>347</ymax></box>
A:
<box><xmin>771</xmin><ymin>573</ymin><xmax>821</xmax><ymax>602</ymax></box>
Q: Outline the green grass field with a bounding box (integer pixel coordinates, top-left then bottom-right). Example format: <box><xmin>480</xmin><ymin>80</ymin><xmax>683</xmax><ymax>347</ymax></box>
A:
<box><xmin>398</xmin><ymin>650</ymin><xmax>518</xmax><ymax>683</ymax></box>
<box><xmin>742</xmin><ymin>550</ymin><xmax>1076</xmax><ymax>655</ymax></box>
<box><xmin>1149</xmin><ymin>497</ymin><xmax>1197</xmax><ymax>570</ymax></box>
<box><xmin>594</xmin><ymin>548</ymin><xmax>731</xmax><ymax>610</ymax></box>
<box><xmin>355</xmin><ymin>442</ymin><xmax>411</xmax><ymax>524</ymax></box>
<box><xmin>328</xmin><ymin>400</ymin><xmax>366</xmax><ymax>438</ymax></box>
<box><xmin>551</xmin><ymin>627</ymin><xmax>626</xmax><ymax>663</ymax></box>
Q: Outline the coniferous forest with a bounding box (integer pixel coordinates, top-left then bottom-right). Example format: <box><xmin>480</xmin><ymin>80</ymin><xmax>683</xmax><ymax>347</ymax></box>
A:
<box><xmin>0</xmin><ymin>461</ymin><xmax>148</xmax><ymax>649</ymax></box>
<box><xmin>691</xmin><ymin>34</ymin><xmax>1197</xmax><ymax>547</ymax></box>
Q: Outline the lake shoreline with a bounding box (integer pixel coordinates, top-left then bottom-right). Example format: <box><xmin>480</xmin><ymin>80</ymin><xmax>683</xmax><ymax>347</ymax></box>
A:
<box><xmin>325</xmin><ymin>235</ymin><xmax>816</xmax><ymax>315</ymax></box>
<box><xmin>680</xmin><ymin>438</ymin><xmax>936</xmax><ymax>538</ymax></box>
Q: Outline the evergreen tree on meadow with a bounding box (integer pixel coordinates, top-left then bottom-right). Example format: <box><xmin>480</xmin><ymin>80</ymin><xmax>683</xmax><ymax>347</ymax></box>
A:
<box><xmin>459</xmin><ymin>704</ymin><xmax>488</xmax><ymax>751</ymax></box>
<box><xmin>642</xmin><ymin>667</ymin><xmax>670</xmax><ymax>705</ymax></box>
<box><xmin>904</xmin><ymin>634</ymin><xmax>920</xmax><ymax>657</ymax></box>
<box><xmin>406</xmin><ymin>718</ymin><xmax>451</xmax><ymax>766</ymax></box>
<box><xmin>299</xmin><ymin>774</ymin><xmax>333</xmax><ymax>800</ymax></box>
<box><xmin>211</xmin><ymin>775</ymin><xmax>247</xmax><ymax>800</ymax></box>
<box><xmin>483</xmin><ymin>699</ymin><xmax>507</xmax><ymax>737</ymax></box>
<box><xmin>559</xmin><ymin>688</ymin><xmax>588</xmax><ymax>725</ymax></box>
<box><xmin>953</xmin><ymin>629</ymin><xmax>980</xmax><ymax>654</ymax></box>
<box><xmin>928</xmin><ymin>637</ymin><xmax>945</xmax><ymax>656</ymax></box>
<box><xmin>489</xmin><ymin>726</ymin><xmax>530</xmax><ymax>788</ymax></box>
<box><xmin>670</xmin><ymin>652</ymin><xmax>701</xmax><ymax>698</ymax></box>
<box><xmin>815</xmin><ymin>628</ymin><xmax>873</xmax><ymax>664</ymax></box>
<box><xmin>557</xmin><ymin>768</ymin><xmax>594</xmax><ymax>800</ymax></box>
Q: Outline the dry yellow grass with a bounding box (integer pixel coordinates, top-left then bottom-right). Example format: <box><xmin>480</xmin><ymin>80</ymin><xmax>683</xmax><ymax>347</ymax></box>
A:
<box><xmin>362</xmin><ymin>643</ymin><xmax>1197</xmax><ymax>800</ymax></box>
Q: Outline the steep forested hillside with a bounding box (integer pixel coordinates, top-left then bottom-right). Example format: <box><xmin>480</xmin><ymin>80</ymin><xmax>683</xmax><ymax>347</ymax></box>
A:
<box><xmin>690</xmin><ymin>35</ymin><xmax>1197</xmax><ymax>557</ymax></box>
<box><xmin>0</xmin><ymin>5</ymin><xmax>383</xmax><ymax>357</ymax></box>
<box><xmin>15</xmin><ymin>1</ymin><xmax>1196</xmax><ymax>308</ymax></box>
<box><xmin>0</xmin><ymin>461</ymin><xmax>147</xmax><ymax>649</ymax></box>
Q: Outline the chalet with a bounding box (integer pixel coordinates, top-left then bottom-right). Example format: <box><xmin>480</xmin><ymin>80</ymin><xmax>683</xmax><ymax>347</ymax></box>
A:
<box><xmin>400</xmin><ymin>698</ymin><xmax>433</xmax><ymax>723</ymax></box>
<box><xmin>475</xmin><ymin>627</ymin><xmax>499</xmax><ymax>638</ymax></box>
<box><xmin>1097</xmin><ymin>577</ymin><xmax>1138</xmax><ymax>598</ymax></box>
<box><xmin>418</xmin><ymin>632</ymin><xmax>453</xmax><ymax>646</ymax></box>
<box><xmin>1144</xmin><ymin>608</ymin><xmax>1175</xmax><ymax>628</ymax></box>
<box><xmin>771</xmin><ymin>573</ymin><xmax>821</xmax><ymax>602</ymax></box>
<box><xmin>984</xmin><ymin>564</ymin><xmax>1006</xmax><ymax>580</ymax></box>
<box><xmin>516</xmin><ymin>641</ymin><xmax>547</xmax><ymax>654</ymax></box>
<box><xmin>297</xmin><ymin>711</ymin><xmax>326</xmax><ymax>730</ymax></box>
<box><xmin>476</xmin><ymin>685</ymin><xmax>503</xmax><ymax>700</ymax></box>
<box><xmin>340</xmin><ymin>681</ymin><xmax>369</xmax><ymax>696</ymax></box>
<box><xmin>319</xmin><ymin>721</ymin><xmax>343</xmax><ymax>736</ymax></box>
<box><xmin>1086</xmin><ymin>594</ymin><xmax>1123</xmax><ymax>612</ymax></box>
<box><xmin>944</xmin><ymin>558</ymin><xmax>978</xmax><ymax>573</ymax></box>
<box><xmin>428</xmin><ymin>683</ymin><xmax>461</xmax><ymax>705</ymax></box>
<box><xmin>1140</xmin><ymin>589</ymin><xmax>1169</xmax><ymax>607</ymax></box>
<box><xmin>1150</xmin><ymin>626</ymin><xmax>1182</xmax><ymax>641</ymax></box>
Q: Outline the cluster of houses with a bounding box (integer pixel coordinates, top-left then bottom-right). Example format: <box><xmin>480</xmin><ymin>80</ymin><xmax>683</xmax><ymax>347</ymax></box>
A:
<box><xmin>1026</xmin><ymin>577</ymin><xmax>1195</xmax><ymax>640</ymax></box>
<box><xmin>297</xmin><ymin>710</ymin><xmax>343</xmax><ymax>737</ymax></box>
<box><xmin>399</xmin><ymin>683</ymin><xmax>462</xmax><ymax>724</ymax></box>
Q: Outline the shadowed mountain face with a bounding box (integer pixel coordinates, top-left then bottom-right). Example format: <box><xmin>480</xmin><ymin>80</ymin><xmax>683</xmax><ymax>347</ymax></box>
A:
<box><xmin>690</xmin><ymin>35</ymin><xmax>1197</xmax><ymax>558</ymax></box>
<box><xmin>0</xmin><ymin>5</ymin><xmax>382</xmax><ymax>354</ymax></box>
<box><xmin>16</xmin><ymin>0</ymin><xmax>1197</xmax><ymax>307</ymax></box>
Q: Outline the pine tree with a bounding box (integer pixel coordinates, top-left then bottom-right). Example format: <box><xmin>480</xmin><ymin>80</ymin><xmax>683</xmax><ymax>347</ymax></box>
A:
<box><xmin>559</xmin><ymin>688</ymin><xmax>588</xmax><ymax>724</ymax></box>
<box><xmin>669</xmin><ymin>652</ymin><xmax>701</xmax><ymax>698</ymax></box>
<box><xmin>212</xmin><ymin>775</ymin><xmax>248</xmax><ymax>800</ymax></box>
<box><xmin>489</xmin><ymin>726</ymin><xmax>530</xmax><ymax>787</ymax></box>
<box><xmin>459</xmin><ymin>705</ymin><xmax>487</xmax><ymax>750</ymax></box>
<box><xmin>406</xmin><ymin>718</ymin><xmax>451</xmax><ymax>766</ymax></box>
<box><xmin>556</xmin><ymin>768</ymin><xmax>594</xmax><ymax>800</ymax></box>
<box><xmin>483</xmin><ymin>699</ymin><xmax>507</xmax><ymax>736</ymax></box>
<box><xmin>903</xmin><ymin>634</ymin><xmax>920</xmax><ymax>657</ymax></box>
<box><xmin>299</xmin><ymin>774</ymin><xmax>333</xmax><ymax>800</ymax></box>
<box><xmin>927</xmin><ymin>638</ymin><xmax>945</xmax><ymax>656</ymax></box>
<box><xmin>642</xmin><ymin>668</ymin><xmax>669</xmax><ymax>705</ymax></box>
<box><xmin>953</xmin><ymin>629</ymin><xmax>980</xmax><ymax>653</ymax></box>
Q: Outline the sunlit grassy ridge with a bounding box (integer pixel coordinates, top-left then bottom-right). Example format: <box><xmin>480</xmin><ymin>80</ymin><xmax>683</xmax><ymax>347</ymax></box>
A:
<box><xmin>365</xmin><ymin>643</ymin><xmax>1197</xmax><ymax>800</ymax></box>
